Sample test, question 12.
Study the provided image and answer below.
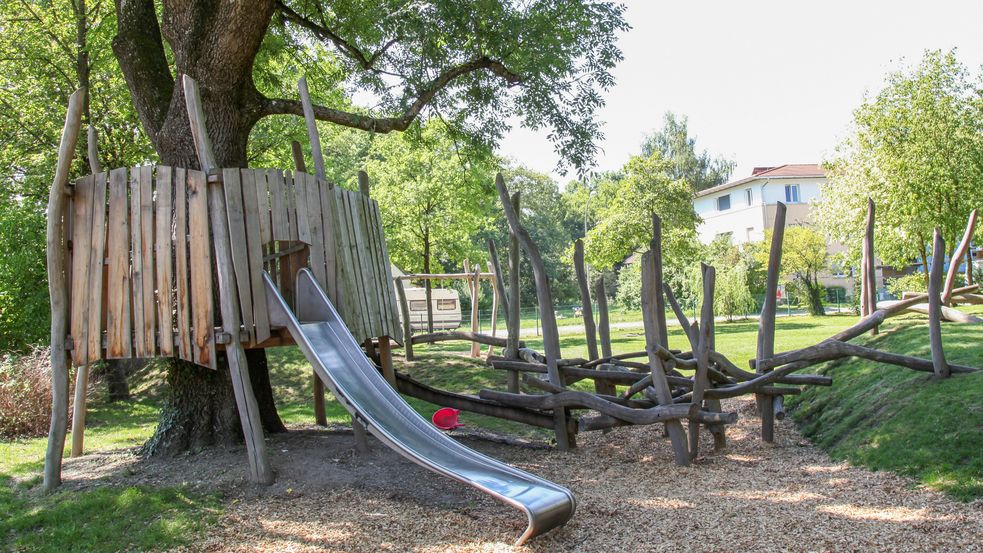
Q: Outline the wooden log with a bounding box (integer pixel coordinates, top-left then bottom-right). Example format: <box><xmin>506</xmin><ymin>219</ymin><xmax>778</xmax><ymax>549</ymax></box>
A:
<box><xmin>595</xmin><ymin>276</ymin><xmax>612</xmax><ymax>359</ymax></box>
<box><xmin>87</xmin><ymin>125</ymin><xmax>101</xmax><ymax>173</ymax></box>
<box><xmin>890</xmin><ymin>302</ymin><xmax>983</xmax><ymax>323</ymax></box>
<box><xmin>506</xmin><ymin>193</ymin><xmax>522</xmax><ymax>363</ymax></box>
<box><xmin>755</xmin><ymin>339</ymin><xmax>977</xmax><ymax>375</ymax></box>
<box><xmin>641</xmin><ymin>245</ymin><xmax>689</xmax><ymax>465</ymax></box>
<box><xmin>395</xmin><ymin>372</ymin><xmax>557</xmax><ymax>429</ymax></box>
<box><xmin>486</xmin><ymin>240</ymin><xmax>507</xmax><ymax>359</ymax></box>
<box><xmin>480</xmin><ymin>389</ymin><xmax>698</xmax><ymax>426</ymax></box>
<box><xmin>469</xmin><ymin>262</ymin><xmax>481</xmax><ymax>358</ymax></box>
<box><xmin>757</xmin><ymin>201</ymin><xmax>786</xmax><ymax>443</ymax></box>
<box><xmin>651</xmin><ymin>215</ymin><xmax>669</xmax><ymax>345</ymax></box>
<box><xmin>298</xmin><ymin>77</ymin><xmax>326</xmax><ymax>179</ymax></box>
<box><xmin>573</xmin><ymin>240</ymin><xmax>599</xmax><ymax>360</ymax></box>
<box><xmin>410</xmin><ymin>331</ymin><xmax>510</xmax><ymax>347</ymax></box>
<box><xmin>495</xmin><ymin>174</ymin><xmax>573</xmax><ymax>449</ymax></box>
<box><xmin>379</xmin><ymin>336</ymin><xmax>395</xmax><ymax>386</ymax></box>
<box><xmin>395</xmin><ymin>277</ymin><xmax>414</xmax><ymax>360</ymax></box>
<box><xmin>579</xmin><ymin>409</ymin><xmax>737</xmax><ymax>432</ymax></box>
<box><xmin>44</xmin><ymin>88</ymin><xmax>84</xmax><ymax>491</ymax></box>
<box><xmin>864</xmin><ymin>198</ymin><xmax>878</xmax><ymax>334</ymax></box>
<box><xmin>943</xmin><ymin>209</ymin><xmax>978</xmax><ymax>304</ymax></box>
<box><xmin>690</xmin><ymin>264</ymin><xmax>715</xmax><ymax>459</ymax></box>
<box><xmin>184</xmin><ymin>75</ymin><xmax>272</xmax><ymax>484</ymax></box>
<box><xmin>928</xmin><ymin>229</ymin><xmax>950</xmax><ymax>378</ymax></box>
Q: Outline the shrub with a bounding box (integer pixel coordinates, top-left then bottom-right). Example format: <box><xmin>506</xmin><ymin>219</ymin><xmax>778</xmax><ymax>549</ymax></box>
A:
<box><xmin>0</xmin><ymin>347</ymin><xmax>73</xmax><ymax>439</ymax></box>
<box><xmin>615</xmin><ymin>262</ymin><xmax>642</xmax><ymax>310</ymax></box>
<box><xmin>886</xmin><ymin>273</ymin><xmax>928</xmax><ymax>298</ymax></box>
<box><xmin>716</xmin><ymin>262</ymin><xmax>757</xmax><ymax>321</ymax></box>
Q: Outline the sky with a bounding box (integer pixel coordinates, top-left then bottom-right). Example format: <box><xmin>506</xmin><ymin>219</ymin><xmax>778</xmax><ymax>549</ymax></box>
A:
<box><xmin>496</xmin><ymin>0</ymin><xmax>983</xmax><ymax>184</ymax></box>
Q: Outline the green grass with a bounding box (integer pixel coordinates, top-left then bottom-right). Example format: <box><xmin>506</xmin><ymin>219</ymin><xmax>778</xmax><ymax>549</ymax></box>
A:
<box><xmin>787</xmin><ymin>316</ymin><xmax>983</xmax><ymax>501</ymax></box>
<box><xmin>0</xmin><ymin>398</ymin><xmax>221</xmax><ymax>552</ymax></box>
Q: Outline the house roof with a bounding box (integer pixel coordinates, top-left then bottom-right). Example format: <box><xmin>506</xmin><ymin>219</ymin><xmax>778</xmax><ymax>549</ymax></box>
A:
<box><xmin>696</xmin><ymin>164</ymin><xmax>826</xmax><ymax>198</ymax></box>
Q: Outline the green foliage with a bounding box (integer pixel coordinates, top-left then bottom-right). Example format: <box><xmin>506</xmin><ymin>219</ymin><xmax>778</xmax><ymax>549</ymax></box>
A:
<box><xmin>789</xmin><ymin>318</ymin><xmax>983</xmax><ymax>501</ymax></box>
<box><xmin>498</xmin><ymin>164</ymin><xmax>581</xmax><ymax>304</ymax></box>
<box><xmin>0</xmin><ymin>201</ymin><xmax>49</xmax><ymax>350</ymax></box>
<box><xmin>585</xmin><ymin>151</ymin><xmax>700</xmax><ymax>270</ymax></box>
<box><xmin>817</xmin><ymin>49</ymin><xmax>983</xmax><ymax>271</ymax></box>
<box><xmin>640</xmin><ymin>112</ymin><xmax>735</xmax><ymax>191</ymax></box>
<box><xmin>614</xmin><ymin>261</ymin><xmax>642</xmax><ymax>310</ymax></box>
<box><xmin>715</xmin><ymin>262</ymin><xmax>757</xmax><ymax>321</ymax></box>
<box><xmin>886</xmin><ymin>273</ymin><xmax>929</xmax><ymax>297</ymax></box>
<box><xmin>367</xmin><ymin>122</ymin><xmax>496</xmax><ymax>274</ymax></box>
<box><xmin>756</xmin><ymin>226</ymin><xmax>829</xmax><ymax>315</ymax></box>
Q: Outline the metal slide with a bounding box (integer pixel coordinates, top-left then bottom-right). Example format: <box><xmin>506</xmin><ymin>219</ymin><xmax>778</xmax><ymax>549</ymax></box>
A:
<box><xmin>264</xmin><ymin>269</ymin><xmax>575</xmax><ymax>545</ymax></box>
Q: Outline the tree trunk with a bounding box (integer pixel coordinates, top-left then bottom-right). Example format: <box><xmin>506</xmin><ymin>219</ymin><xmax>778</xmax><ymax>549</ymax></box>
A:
<box><xmin>113</xmin><ymin>0</ymin><xmax>284</xmax><ymax>455</ymax></box>
<box><xmin>803</xmin><ymin>276</ymin><xmax>826</xmax><ymax>316</ymax></box>
<box><xmin>104</xmin><ymin>359</ymin><xmax>134</xmax><ymax>402</ymax></box>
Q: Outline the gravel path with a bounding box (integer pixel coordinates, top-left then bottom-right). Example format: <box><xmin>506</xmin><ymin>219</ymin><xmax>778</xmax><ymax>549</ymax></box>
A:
<box><xmin>145</xmin><ymin>397</ymin><xmax>983</xmax><ymax>552</ymax></box>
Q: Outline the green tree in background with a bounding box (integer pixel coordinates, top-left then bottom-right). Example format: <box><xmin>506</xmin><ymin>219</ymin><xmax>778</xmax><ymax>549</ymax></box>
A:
<box><xmin>641</xmin><ymin>112</ymin><xmax>735</xmax><ymax>191</ymax></box>
<box><xmin>756</xmin><ymin>226</ymin><xmax>829</xmax><ymax>316</ymax></box>
<box><xmin>817</xmin><ymin>50</ymin><xmax>983</xmax><ymax>280</ymax></box>
<box><xmin>584</xmin><ymin>151</ymin><xmax>700</xmax><ymax>272</ymax></box>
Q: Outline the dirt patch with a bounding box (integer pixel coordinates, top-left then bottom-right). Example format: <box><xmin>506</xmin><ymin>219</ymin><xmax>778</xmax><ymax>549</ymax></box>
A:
<box><xmin>60</xmin><ymin>398</ymin><xmax>983</xmax><ymax>552</ymax></box>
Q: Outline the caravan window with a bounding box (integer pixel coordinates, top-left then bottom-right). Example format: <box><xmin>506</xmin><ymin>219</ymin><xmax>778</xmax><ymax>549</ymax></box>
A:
<box><xmin>437</xmin><ymin>299</ymin><xmax>457</xmax><ymax>311</ymax></box>
<box><xmin>409</xmin><ymin>300</ymin><xmax>427</xmax><ymax>311</ymax></box>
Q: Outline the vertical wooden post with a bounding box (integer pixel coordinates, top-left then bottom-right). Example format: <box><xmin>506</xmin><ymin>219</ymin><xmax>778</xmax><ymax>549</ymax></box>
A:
<box><xmin>70</xmin><ymin>124</ymin><xmax>103</xmax><ymax>458</ymax></box>
<box><xmin>505</xmin><ymin>194</ymin><xmax>521</xmax><ymax>392</ymax></box>
<box><xmin>290</xmin><ymin>141</ymin><xmax>327</xmax><ymax>426</ymax></box>
<box><xmin>470</xmin><ymin>264</ymin><xmax>481</xmax><ymax>358</ymax></box>
<box><xmin>487</xmin><ymin>239</ymin><xmax>510</xmax><ymax>359</ymax></box>
<box><xmin>928</xmin><ymin>229</ymin><xmax>950</xmax><ymax>378</ymax></box>
<box><xmin>184</xmin><ymin>76</ymin><xmax>273</xmax><ymax>484</ymax></box>
<box><xmin>757</xmin><ymin>202</ymin><xmax>786</xmax><ymax>443</ymax></box>
<box><xmin>379</xmin><ymin>336</ymin><xmax>395</xmax><ymax>386</ymax></box>
<box><xmin>641</xmin><ymin>249</ymin><xmax>689</xmax><ymax>466</ymax></box>
<box><xmin>297</xmin><ymin>77</ymin><xmax>326</xmax><ymax>179</ymax></box>
<box><xmin>864</xmin><ymin>198</ymin><xmax>878</xmax><ymax>335</ymax></box>
<box><xmin>495</xmin><ymin>174</ymin><xmax>573</xmax><ymax>449</ymax></box>
<box><xmin>573</xmin><ymin>240</ymin><xmax>599</xmax><ymax>360</ymax></box>
<box><xmin>396</xmin><ymin>277</ymin><xmax>414</xmax><ymax>360</ymax></box>
<box><xmin>594</xmin><ymin>276</ymin><xmax>615</xmax><ymax>396</ymax></box>
<box><xmin>651</xmin><ymin>216</ymin><xmax>669</xmax><ymax>346</ymax></box>
<box><xmin>690</xmin><ymin>264</ymin><xmax>715</xmax><ymax>460</ymax></box>
<box><xmin>44</xmin><ymin>88</ymin><xmax>85</xmax><ymax>492</ymax></box>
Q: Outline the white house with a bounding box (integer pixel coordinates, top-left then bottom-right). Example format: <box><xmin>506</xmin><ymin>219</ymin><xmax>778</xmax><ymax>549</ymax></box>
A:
<box><xmin>693</xmin><ymin>164</ymin><xmax>868</xmax><ymax>297</ymax></box>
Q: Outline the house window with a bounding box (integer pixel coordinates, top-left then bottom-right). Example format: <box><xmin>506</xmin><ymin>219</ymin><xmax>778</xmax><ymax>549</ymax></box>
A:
<box><xmin>746</xmin><ymin>227</ymin><xmax>754</xmax><ymax>242</ymax></box>
<box><xmin>716</xmin><ymin>194</ymin><xmax>731</xmax><ymax>211</ymax></box>
<box><xmin>436</xmin><ymin>299</ymin><xmax>457</xmax><ymax>311</ymax></box>
<box><xmin>409</xmin><ymin>300</ymin><xmax>428</xmax><ymax>311</ymax></box>
<box><xmin>785</xmin><ymin>184</ymin><xmax>800</xmax><ymax>203</ymax></box>
<box><xmin>715</xmin><ymin>231</ymin><xmax>733</xmax><ymax>242</ymax></box>
<box><xmin>745</xmin><ymin>188</ymin><xmax>753</xmax><ymax>205</ymax></box>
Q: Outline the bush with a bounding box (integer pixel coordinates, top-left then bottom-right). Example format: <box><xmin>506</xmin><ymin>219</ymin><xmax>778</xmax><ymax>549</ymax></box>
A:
<box><xmin>886</xmin><ymin>273</ymin><xmax>928</xmax><ymax>297</ymax></box>
<box><xmin>716</xmin><ymin>262</ymin><xmax>757</xmax><ymax>321</ymax></box>
<box><xmin>614</xmin><ymin>262</ymin><xmax>642</xmax><ymax>310</ymax></box>
<box><xmin>0</xmin><ymin>347</ymin><xmax>73</xmax><ymax>439</ymax></box>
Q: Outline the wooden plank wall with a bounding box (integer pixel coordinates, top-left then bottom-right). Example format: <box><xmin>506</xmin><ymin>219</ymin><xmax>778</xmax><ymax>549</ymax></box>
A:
<box><xmin>67</xmin><ymin>166</ymin><xmax>401</xmax><ymax>366</ymax></box>
<box><xmin>68</xmin><ymin>166</ymin><xmax>215</xmax><ymax>369</ymax></box>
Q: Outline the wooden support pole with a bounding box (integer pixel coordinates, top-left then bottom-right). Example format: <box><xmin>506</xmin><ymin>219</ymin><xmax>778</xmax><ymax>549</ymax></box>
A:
<box><xmin>641</xmin><ymin>248</ymin><xmax>689</xmax><ymax>466</ymax></box>
<box><xmin>757</xmin><ymin>201</ymin><xmax>786</xmax><ymax>443</ymax></box>
<box><xmin>943</xmin><ymin>209</ymin><xmax>978</xmax><ymax>304</ymax></box>
<box><xmin>291</xmin><ymin>140</ymin><xmax>326</xmax><ymax>425</ymax></box>
<box><xmin>379</xmin><ymin>336</ymin><xmax>396</xmax><ymax>386</ymax></box>
<box><xmin>469</xmin><ymin>262</ymin><xmax>481</xmax><ymax>358</ymax></box>
<box><xmin>651</xmin><ymin>216</ymin><xmax>669</xmax><ymax>346</ymax></box>
<box><xmin>358</xmin><ymin>170</ymin><xmax>370</xmax><ymax>197</ymax></box>
<box><xmin>573</xmin><ymin>239</ymin><xmax>599</xmax><ymax>361</ymax></box>
<box><xmin>487</xmin><ymin>239</ymin><xmax>509</xmax><ymax>359</ymax></box>
<box><xmin>864</xmin><ymin>198</ymin><xmax>878</xmax><ymax>334</ymax></box>
<box><xmin>593</xmin><ymin>276</ymin><xmax>616</xmax><ymax>396</ymax></box>
<box><xmin>70</xmin><ymin>124</ymin><xmax>103</xmax><ymax>459</ymax></box>
<box><xmin>495</xmin><ymin>175</ymin><xmax>573</xmax><ymax>449</ymax></box>
<box><xmin>690</xmin><ymin>264</ymin><xmax>715</xmax><ymax>460</ymax></box>
<box><xmin>184</xmin><ymin>76</ymin><xmax>273</xmax><ymax>485</ymax></box>
<box><xmin>44</xmin><ymin>88</ymin><xmax>85</xmax><ymax>491</ymax></box>
<box><xmin>297</xmin><ymin>77</ymin><xmax>325</xmax><ymax>179</ymax></box>
<box><xmin>506</xmin><ymin>192</ymin><xmax>521</xmax><ymax>360</ymax></box>
<box><xmin>396</xmin><ymin>277</ymin><xmax>414</xmax><ymax>360</ymax></box>
<box><xmin>928</xmin><ymin>229</ymin><xmax>950</xmax><ymax>378</ymax></box>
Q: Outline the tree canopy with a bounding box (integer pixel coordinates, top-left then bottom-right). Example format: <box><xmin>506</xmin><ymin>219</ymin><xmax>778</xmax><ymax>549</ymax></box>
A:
<box><xmin>756</xmin><ymin>226</ymin><xmax>829</xmax><ymax>316</ymax></box>
<box><xmin>817</xmin><ymin>50</ymin><xmax>983</xmax><ymax>274</ymax></box>
<box><xmin>641</xmin><ymin>112</ymin><xmax>735</xmax><ymax>191</ymax></box>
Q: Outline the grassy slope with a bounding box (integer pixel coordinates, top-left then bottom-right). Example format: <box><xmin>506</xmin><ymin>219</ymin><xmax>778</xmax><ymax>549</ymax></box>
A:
<box><xmin>787</xmin><ymin>315</ymin><xmax>983</xmax><ymax>501</ymax></box>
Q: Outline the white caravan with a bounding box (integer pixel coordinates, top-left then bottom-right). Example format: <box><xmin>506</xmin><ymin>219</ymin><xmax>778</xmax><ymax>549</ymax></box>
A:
<box><xmin>400</xmin><ymin>287</ymin><xmax>462</xmax><ymax>331</ymax></box>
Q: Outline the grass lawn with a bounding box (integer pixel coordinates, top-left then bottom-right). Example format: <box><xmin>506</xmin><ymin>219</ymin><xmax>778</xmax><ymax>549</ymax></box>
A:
<box><xmin>1</xmin><ymin>308</ymin><xmax>980</xmax><ymax>551</ymax></box>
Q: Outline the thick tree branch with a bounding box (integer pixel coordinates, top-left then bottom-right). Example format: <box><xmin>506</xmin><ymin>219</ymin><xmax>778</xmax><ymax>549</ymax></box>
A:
<box><xmin>275</xmin><ymin>0</ymin><xmax>379</xmax><ymax>69</ymax></box>
<box><xmin>112</xmin><ymin>0</ymin><xmax>174</xmax><ymax>145</ymax></box>
<box><xmin>262</xmin><ymin>55</ymin><xmax>520</xmax><ymax>132</ymax></box>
